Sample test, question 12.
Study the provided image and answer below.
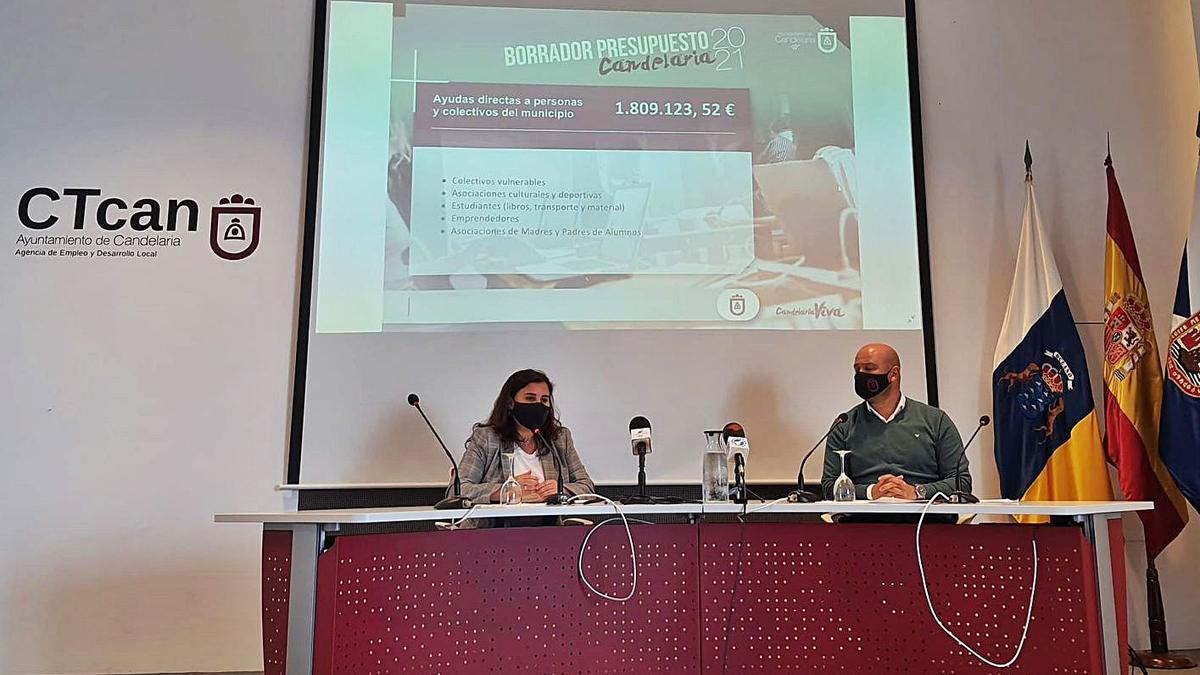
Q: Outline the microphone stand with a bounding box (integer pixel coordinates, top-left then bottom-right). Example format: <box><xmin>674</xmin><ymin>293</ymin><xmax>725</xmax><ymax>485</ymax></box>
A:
<box><xmin>619</xmin><ymin>449</ymin><xmax>657</xmax><ymax>504</ymax></box>
<box><xmin>637</xmin><ymin>451</ymin><xmax>648</xmax><ymax>498</ymax></box>
<box><xmin>535</xmin><ymin>430</ymin><xmax>569</xmax><ymax>506</ymax></box>
<box><xmin>621</xmin><ymin>443</ymin><xmax>684</xmax><ymax>505</ymax></box>
<box><xmin>409</xmin><ymin>396</ymin><xmax>472</xmax><ymax>510</ymax></box>
<box><xmin>788</xmin><ymin>414</ymin><xmax>848</xmax><ymax>503</ymax></box>
<box><xmin>944</xmin><ymin>416</ymin><xmax>986</xmax><ymax>504</ymax></box>
<box><xmin>733</xmin><ymin>453</ymin><xmax>747</xmax><ymax>505</ymax></box>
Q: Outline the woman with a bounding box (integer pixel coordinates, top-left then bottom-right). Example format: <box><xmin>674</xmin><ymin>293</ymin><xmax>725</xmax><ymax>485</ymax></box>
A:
<box><xmin>455</xmin><ymin>369</ymin><xmax>594</xmax><ymax>504</ymax></box>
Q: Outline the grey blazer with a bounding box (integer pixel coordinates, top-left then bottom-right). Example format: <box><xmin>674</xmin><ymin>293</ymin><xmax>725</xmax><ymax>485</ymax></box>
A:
<box><xmin>453</xmin><ymin>424</ymin><xmax>594</xmax><ymax>503</ymax></box>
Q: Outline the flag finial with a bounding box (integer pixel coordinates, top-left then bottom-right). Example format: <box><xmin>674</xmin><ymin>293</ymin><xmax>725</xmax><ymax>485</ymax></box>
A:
<box><xmin>1024</xmin><ymin>141</ymin><xmax>1032</xmax><ymax>181</ymax></box>
<box><xmin>1105</xmin><ymin>132</ymin><xmax>1113</xmax><ymax>167</ymax></box>
<box><xmin>1195</xmin><ymin>110</ymin><xmax>1199</xmax><ymax>139</ymax></box>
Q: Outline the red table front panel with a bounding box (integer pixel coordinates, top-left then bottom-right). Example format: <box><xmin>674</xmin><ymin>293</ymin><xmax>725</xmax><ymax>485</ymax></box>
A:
<box><xmin>261</xmin><ymin>529</ymin><xmax>293</xmax><ymax>675</ymax></box>
<box><xmin>299</xmin><ymin>521</ymin><xmax>1110</xmax><ymax>674</ymax></box>
<box><xmin>699</xmin><ymin>522</ymin><xmax>1102</xmax><ymax>674</ymax></box>
<box><xmin>312</xmin><ymin>524</ymin><xmax>700</xmax><ymax>674</ymax></box>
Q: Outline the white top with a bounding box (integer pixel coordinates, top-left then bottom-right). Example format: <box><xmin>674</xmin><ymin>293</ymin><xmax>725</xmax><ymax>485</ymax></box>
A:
<box><xmin>512</xmin><ymin>449</ymin><xmax>544</xmax><ymax>481</ymax></box>
<box><xmin>215</xmin><ymin>499</ymin><xmax>1153</xmax><ymax>525</ymax></box>
<box><xmin>866</xmin><ymin>393</ymin><xmax>907</xmax><ymax>423</ymax></box>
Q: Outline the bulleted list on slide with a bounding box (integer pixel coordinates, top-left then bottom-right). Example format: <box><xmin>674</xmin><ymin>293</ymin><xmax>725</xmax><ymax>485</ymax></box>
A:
<box><xmin>408</xmin><ymin>82</ymin><xmax>755</xmax><ymax>278</ymax></box>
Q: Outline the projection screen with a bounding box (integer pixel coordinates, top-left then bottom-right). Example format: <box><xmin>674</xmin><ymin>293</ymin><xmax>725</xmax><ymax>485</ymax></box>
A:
<box><xmin>292</xmin><ymin>0</ymin><xmax>936</xmax><ymax>487</ymax></box>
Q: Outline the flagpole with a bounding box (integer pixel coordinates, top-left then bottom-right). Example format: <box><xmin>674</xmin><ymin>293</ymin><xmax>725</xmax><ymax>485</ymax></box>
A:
<box><xmin>1138</xmin><ymin>558</ymin><xmax>1195</xmax><ymax>669</ymax></box>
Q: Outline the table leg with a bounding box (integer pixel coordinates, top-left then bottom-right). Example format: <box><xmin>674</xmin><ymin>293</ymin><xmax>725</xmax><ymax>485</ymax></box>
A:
<box><xmin>266</xmin><ymin>523</ymin><xmax>324</xmax><ymax>675</ymax></box>
<box><xmin>1080</xmin><ymin>514</ymin><xmax>1121</xmax><ymax>675</ymax></box>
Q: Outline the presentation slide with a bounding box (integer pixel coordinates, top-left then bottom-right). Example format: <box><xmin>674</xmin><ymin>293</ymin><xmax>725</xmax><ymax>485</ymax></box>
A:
<box><xmin>314</xmin><ymin>0</ymin><xmax>922</xmax><ymax>333</ymax></box>
<box><xmin>298</xmin><ymin>0</ymin><xmax>931</xmax><ymax>487</ymax></box>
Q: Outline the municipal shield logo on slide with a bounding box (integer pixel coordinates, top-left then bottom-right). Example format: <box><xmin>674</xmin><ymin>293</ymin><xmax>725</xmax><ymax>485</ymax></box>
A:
<box><xmin>729</xmin><ymin>294</ymin><xmax>746</xmax><ymax>317</ymax></box>
<box><xmin>1104</xmin><ymin>292</ymin><xmax>1152</xmax><ymax>380</ymax></box>
<box><xmin>817</xmin><ymin>27</ymin><xmax>838</xmax><ymax>54</ymax></box>
<box><xmin>210</xmin><ymin>194</ymin><xmax>261</xmax><ymax>260</ymax></box>
<box><xmin>1167</xmin><ymin>312</ymin><xmax>1200</xmax><ymax>398</ymax></box>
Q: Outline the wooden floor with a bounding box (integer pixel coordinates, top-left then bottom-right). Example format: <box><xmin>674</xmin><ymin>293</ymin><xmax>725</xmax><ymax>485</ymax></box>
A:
<box><xmin>1146</xmin><ymin>649</ymin><xmax>1200</xmax><ymax>673</ymax></box>
<box><xmin>133</xmin><ymin>651</ymin><xmax>1200</xmax><ymax>674</ymax></box>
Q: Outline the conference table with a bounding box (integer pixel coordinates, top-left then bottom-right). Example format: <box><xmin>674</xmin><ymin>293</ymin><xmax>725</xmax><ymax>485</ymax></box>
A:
<box><xmin>217</xmin><ymin>499</ymin><xmax>1150</xmax><ymax>675</ymax></box>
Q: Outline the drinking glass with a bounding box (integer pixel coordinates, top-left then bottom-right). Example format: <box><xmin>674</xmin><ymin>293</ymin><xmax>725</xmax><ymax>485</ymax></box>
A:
<box><xmin>498</xmin><ymin>452</ymin><xmax>522</xmax><ymax>505</ymax></box>
<box><xmin>832</xmin><ymin>450</ymin><xmax>855</xmax><ymax>502</ymax></box>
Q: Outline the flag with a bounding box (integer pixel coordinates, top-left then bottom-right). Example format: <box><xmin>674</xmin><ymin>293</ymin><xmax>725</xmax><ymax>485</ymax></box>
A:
<box><xmin>993</xmin><ymin>170</ymin><xmax>1112</xmax><ymax>514</ymax></box>
<box><xmin>1102</xmin><ymin>156</ymin><xmax>1189</xmax><ymax>560</ymax></box>
<box><xmin>1159</xmin><ymin>151</ymin><xmax>1200</xmax><ymax>515</ymax></box>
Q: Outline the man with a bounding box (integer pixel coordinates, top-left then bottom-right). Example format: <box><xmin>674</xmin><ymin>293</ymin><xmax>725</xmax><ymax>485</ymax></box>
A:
<box><xmin>820</xmin><ymin>343</ymin><xmax>971</xmax><ymax>500</ymax></box>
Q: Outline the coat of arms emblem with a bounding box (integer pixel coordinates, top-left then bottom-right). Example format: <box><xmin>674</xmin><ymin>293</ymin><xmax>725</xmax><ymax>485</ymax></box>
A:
<box><xmin>998</xmin><ymin>351</ymin><xmax>1076</xmax><ymax>441</ymax></box>
<box><xmin>1167</xmin><ymin>312</ymin><xmax>1200</xmax><ymax>398</ymax></box>
<box><xmin>1104</xmin><ymin>292</ymin><xmax>1153</xmax><ymax>381</ymax></box>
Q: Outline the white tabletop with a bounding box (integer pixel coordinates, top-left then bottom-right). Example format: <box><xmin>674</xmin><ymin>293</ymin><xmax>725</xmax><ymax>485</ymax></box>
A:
<box><xmin>215</xmin><ymin>499</ymin><xmax>1152</xmax><ymax>525</ymax></box>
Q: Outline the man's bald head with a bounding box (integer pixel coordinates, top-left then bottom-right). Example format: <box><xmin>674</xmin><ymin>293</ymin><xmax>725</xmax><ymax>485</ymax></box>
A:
<box><xmin>855</xmin><ymin>343</ymin><xmax>900</xmax><ymax>372</ymax></box>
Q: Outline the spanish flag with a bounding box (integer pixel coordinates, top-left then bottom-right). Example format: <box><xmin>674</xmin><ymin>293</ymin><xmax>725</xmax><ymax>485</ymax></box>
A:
<box><xmin>1103</xmin><ymin>156</ymin><xmax>1189</xmax><ymax>560</ymax></box>
<box><xmin>993</xmin><ymin>160</ymin><xmax>1112</xmax><ymax>517</ymax></box>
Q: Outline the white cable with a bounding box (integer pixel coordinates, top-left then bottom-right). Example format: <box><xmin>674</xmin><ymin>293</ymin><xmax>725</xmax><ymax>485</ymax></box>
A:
<box><xmin>567</xmin><ymin>493</ymin><xmax>638</xmax><ymax>602</ymax></box>
<box><xmin>739</xmin><ymin>496</ymin><xmax>791</xmax><ymax>521</ymax></box>
<box><xmin>446</xmin><ymin>504</ymin><xmax>480</xmax><ymax>529</ymax></box>
<box><xmin>916</xmin><ymin>492</ymin><xmax>1038</xmax><ymax>668</ymax></box>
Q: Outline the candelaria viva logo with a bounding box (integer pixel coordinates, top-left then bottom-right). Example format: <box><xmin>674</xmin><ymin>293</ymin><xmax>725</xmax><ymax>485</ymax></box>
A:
<box><xmin>14</xmin><ymin>187</ymin><xmax>261</xmax><ymax>261</ymax></box>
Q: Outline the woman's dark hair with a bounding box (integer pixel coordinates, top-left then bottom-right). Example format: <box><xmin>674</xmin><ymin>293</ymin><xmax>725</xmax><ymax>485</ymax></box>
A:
<box><xmin>484</xmin><ymin>368</ymin><xmax>561</xmax><ymax>450</ymax></box>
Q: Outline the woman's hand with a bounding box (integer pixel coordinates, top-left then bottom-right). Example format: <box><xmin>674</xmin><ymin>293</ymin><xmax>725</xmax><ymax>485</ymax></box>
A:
<box><xmin>514</xmin><ymin>471</ymin><xmax>539</xmax><ymax>488</ymax></box>
<box><xmin>517</xmin><ymin>480</ymin><xmax>562</xmax><ymax>502</ymax></box>
<box><xmin>534</xmin><ymin>480</ymin><xmax>560</xmax><ymax>500</ymax></box>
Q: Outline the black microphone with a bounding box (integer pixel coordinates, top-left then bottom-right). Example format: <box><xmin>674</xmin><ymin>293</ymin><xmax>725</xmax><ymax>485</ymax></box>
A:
<box><xmin>407</xmin><ymin>393</ymin><xmax>472</xmax><ymax>510</ymax></box>
<box><xmin>723</xmin><ymin>422</ymin><xmax>749</xmax><ymax>505</ymax></box>
<box><xmin>788</xmin><ymin>413</ymin><xmax>849</xmax><ymax>503</ymax></box>
<box><xmin>946</xmin><ymin>415</ymin><xmax>987</xmax><ymax>504</ymax></box>
<box><xmin>534</xmin><ymin>428</ymin><xmax>569</xmax><ymax>505</ymax></box>
<box><xmin>630</xmin><ymin>416</ymin><xmax>652</xmax><ymax>500</ymax></box>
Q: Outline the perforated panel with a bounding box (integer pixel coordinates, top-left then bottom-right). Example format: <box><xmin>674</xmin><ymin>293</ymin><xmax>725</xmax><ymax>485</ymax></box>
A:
<box><xmin>699</xmin><ymin>523</ymin><xmax>1101</xmax><ymax>674</ymax></box>
<box><xmin>299</xmin><ymin>522</ymin><xmax>1111</xmax><ymax>674</ymax></box>
<box><xmin>262</xmin><ymin>529</ymin><xmax>293</xmax><ymax>675</ymax></box>
<box><xmin>314</xmin><ymin>524</ymin><xmax>700</xmax><ymax>674</ymax></box>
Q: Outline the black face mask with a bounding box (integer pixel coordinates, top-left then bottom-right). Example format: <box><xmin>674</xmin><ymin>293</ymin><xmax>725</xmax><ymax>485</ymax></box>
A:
<box><xmin>854</xmin><ymin>371</ymin><xmax>892</xmax><ymax>400</ymax></box>
<box><xmin>512</xmin><ymin>401</ymin><xmax>551</xmax><ymax>431</ymax></box>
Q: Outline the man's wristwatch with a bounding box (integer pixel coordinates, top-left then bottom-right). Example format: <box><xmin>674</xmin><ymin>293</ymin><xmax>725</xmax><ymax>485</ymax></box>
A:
<box><xmin>915</xmin><ymin>484</ymin><xmax>928</xmax><ymax>500</ymax></box>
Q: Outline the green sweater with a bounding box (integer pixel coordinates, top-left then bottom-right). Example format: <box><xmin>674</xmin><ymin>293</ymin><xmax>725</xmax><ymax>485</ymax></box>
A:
<box><xmin>820</xmin><ymin>398</ymin><xmax>969</xmax><ymax>500</ymax></box>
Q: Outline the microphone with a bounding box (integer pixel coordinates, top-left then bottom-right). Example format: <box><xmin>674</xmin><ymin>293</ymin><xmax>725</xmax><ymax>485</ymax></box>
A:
<box><xmin>787</xmin><ymin>413</ymin><xmax>849</xmax><ymax>503</ymax></box>
<box><xmin>533</xmin><ymin>428</ymin><xmax>569</xmax><ymax>506</ymax></box>
<box><xmin>945</xmin><ymin>415</ymin><xmax>987</xmax><ymax>504</ymax></box>
<box><xmin>407</xmin><ymin>393</ymin><xmax>472</xmax><ymax>510</ymax></box>
<box><xmin>630</xmin><ymin>415</ymin><xmax>652</xmax><ymax>456</ymax></box>
<box><xmin>723</xmin><ymin>422</ymin><xmax>749</xmax><ymax>504</ymax></box>
<box><xmin>630</xmin><ymin>416</ymin><xmax>652</xmax><ymax>500</ymax></box>
<box><xmin>618</xmin><ymin>416</ymin><xmax>684</xmax><ymax>505</ymax></box>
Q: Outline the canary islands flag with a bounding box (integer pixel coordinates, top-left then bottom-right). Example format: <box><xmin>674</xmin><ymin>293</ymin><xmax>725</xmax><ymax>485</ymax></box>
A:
<box><xmin>993</xmin><ymin>172</ymin><xmax>1112</xmax><ymax>511</ymax></box>
<box><xmin>1158</xmin><ymin>153</ymin><xmax>1200</xmax><ymax>520</ymax></box>
<box><xmin>1103</xmin><ymin>157</ymin><xmax>1188</xmax><ymax>560</ymax></box>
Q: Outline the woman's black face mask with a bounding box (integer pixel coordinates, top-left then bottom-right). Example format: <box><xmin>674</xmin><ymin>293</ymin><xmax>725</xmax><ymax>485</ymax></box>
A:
<box><xmin>512</xmin><ymin>401</ymin><xmax>551</xmax><ymax>430</ymax></box>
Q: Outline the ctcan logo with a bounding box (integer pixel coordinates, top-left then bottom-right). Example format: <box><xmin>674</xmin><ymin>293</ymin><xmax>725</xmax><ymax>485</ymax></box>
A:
<box><xmin>15</xmin><ymin>186</ymin><xmax>263</xmax><ymax>261</ymax></box>
<box><xmin>210</xmin><ymin>194</ymin><xmax>260</xmax><ymax>260</ymax></box>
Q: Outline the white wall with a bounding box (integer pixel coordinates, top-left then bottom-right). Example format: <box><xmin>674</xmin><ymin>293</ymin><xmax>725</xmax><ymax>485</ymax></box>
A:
<box><xmin>1</xmin><ymin>1</ymin><xmax>1198</xmax><ymax>674</ymax></box>
<box><xmin>0</xmin><ymin>1</ymin><xmax>311</xmax><ymax>673</ymax></box>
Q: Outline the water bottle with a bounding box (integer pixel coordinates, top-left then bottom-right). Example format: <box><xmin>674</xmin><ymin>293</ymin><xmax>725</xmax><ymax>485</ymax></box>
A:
<box><xmin>702</xmin><ymin>431</ymin><xmax>729</xmax><ymax>502</ymax></box>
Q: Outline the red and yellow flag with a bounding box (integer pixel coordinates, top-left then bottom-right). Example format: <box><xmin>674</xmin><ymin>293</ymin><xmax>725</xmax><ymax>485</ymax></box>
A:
<box><xmin>1102</xmin><ymin>157</ymin><xmax>1189</xmax><ymax>559</ymax></box>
